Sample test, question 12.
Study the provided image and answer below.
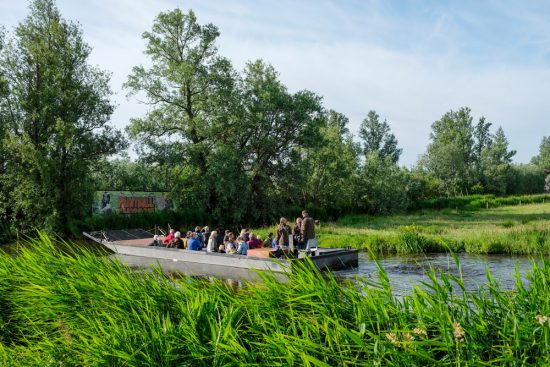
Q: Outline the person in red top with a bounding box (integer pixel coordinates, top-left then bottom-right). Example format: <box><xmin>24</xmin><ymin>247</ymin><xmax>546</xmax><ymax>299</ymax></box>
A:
<box><xmin>247</xmin><ymin>233</ymin><xmax>262</xmax><ymax>249</ymax></box>
<box><xmin>163</xmin><ymin>228</ymin><xmax>175</xmax><ymax>246</ymax></box>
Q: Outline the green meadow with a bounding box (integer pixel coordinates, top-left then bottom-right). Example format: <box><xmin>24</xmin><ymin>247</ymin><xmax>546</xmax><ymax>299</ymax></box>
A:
<box><xmin>310</xmin><ymin>202</ymin><xmax>550</xmax><ymax>255</ymax></box>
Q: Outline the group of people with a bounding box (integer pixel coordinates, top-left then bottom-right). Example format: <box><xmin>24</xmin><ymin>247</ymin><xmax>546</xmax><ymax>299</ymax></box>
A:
<box><xmin>150</xmin><ymin>210</ymin><xmax>317</xmax><ymax>257</ymax></box>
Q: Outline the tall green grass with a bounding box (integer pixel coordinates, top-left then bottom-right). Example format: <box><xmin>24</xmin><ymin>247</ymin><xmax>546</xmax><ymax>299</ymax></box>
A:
<box><xmin>1</xmin><ymin>235</ymin><xmax>549</xmax><ymax>365</ymax></box>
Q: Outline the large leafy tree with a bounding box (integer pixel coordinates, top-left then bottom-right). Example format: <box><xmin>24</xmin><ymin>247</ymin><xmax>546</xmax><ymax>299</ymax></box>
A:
<box><xmin>531</xmin><ymin>136</ymin><xmax>550</xmax><ymax>193</ymax></box>
<box><xmin>532</xmin><ymin>136</ymin><xmax>550</xmax><ymax>170</ymax></box>
<box><xmin>472</xmin><ymin>116</ymin><xmax>492</xmax><ymax>188</ymax></box>
<box><xmin>298</xmin><ymin>110</ymin><xmax>360</xmax><ymax>214</ymax></box>
<box><xmin>124</xmin><ymin>8</ymin><xmax>239</xmax><ymax>219</ymax></box>
<box><xmin>237</xmin><ymin>60</ymin><xmax>323</xmax><ymax>222</ymax></box>
<box><xmin>0</xmin><ymin>0</ymin><xmax>125</xmax><ymax>232</ymax></box>
<box><xmin>422</xmin><ymin>107</ymin><xmax>476</xmax><ymax>195</ymax></box>
<box><xmin>0</xmin><ymin>29</ymin><xmax>10</xmax><ymax>223</ymax></box>
<box><xmin>358</xmin><ymin>110</ymin><xmax>402</xmax><ymax>164</ymax></box>
<box><xmin>481</xmin><ymin>127</ymin><xmax>516</xmax><ymax>194</ymax></box>
<box><xmin>358</xmin><ymin>152</ymin><xmax>409</xmax><ymax>214</ymax></box>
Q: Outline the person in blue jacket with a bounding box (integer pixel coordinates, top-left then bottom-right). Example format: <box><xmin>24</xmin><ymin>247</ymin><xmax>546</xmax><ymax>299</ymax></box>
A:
<box><xmin>187</xmin><ymin>232</ymin><xmax>202</xmax><ymax>251</ymax></box>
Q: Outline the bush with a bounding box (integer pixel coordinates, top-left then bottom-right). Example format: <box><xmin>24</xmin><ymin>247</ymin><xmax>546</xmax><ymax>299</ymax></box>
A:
<box><xmin>411</xmin><ymin>194</ymin><xmax>550</xmax><ymax>212</ymax></box>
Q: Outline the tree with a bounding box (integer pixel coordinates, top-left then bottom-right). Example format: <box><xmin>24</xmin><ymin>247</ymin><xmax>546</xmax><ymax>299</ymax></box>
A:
<box><xmin>472</xmin><ymin>116</ymin><xmax>492</xmax><ymax>189</ymax></box>
<box><xmin>91</xmin><ymin>157</ymin><xmax>168</xmax><ymax>192</ymax></box>
<box><xmin>358</xmin><ymin>110</ymin><xmax>402</xmax><ymax>163</ymax></box>
<box><xmin>124</xmin><ymin>8</ymin><xmax>239</xmax><ymax>219</ymax></box>
<box><xmin>531</xmin><ymin>136</ymin><xmax>550</xmax><ymax>170</ymax></box>
<box><xmin>237</xmin><ymin>60</ymin><xmax>323</xmax><ymax>222</ymax></box>
<box><xmin>507</xmin><ymin>164</ymin><xmax>546</xmax><ymax>195</ymax></box>
<box><xmin>0</xmin><ymin>28</ymin><xmax>10</xmax><ymax>223</ymax></box>
<box><xmin>357</xmin><ymin>153</ymin><xmax>409</xmax><ymax>214</ymax></box>
<box><xmin>0</xmin><ymin>0</ymin><xmax>125</xmax><ymax>232</ymax></box>
<box><xmin>531</xmin><ymin>136</ymin><xmax>550</xmax><ymax>193</ymax></box>
<box><xmin>298</xmin><ymin>110</ymin><xmax>360</xmax><ymax>215</ymax></box>
<box><xmin>422</xmin><ymin>107</ymin><xmax>475</xmax><ymax>195</ymax></box>
<box><xmin>481</xmin><ymin>127</ymin><xmax>516</xmax><ymax>194</ymax></box>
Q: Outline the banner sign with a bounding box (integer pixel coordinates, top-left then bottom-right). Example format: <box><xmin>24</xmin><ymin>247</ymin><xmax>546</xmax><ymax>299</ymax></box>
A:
<box><xmin>93</xmin><ymin>191</ymin><xmax>174</xmax><ymax>215</ymax></box>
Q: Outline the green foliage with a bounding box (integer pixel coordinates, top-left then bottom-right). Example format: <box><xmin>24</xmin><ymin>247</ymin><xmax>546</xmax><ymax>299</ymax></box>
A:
<box><xmin>357</xmin><ymin>153</ymin><xmax>409</xmax><ymax>214</ymax></box>
<box><xmin>423</xmin><ymin>107</ymin><xmax>476</xmax><ymax>195</ymax></box>
<box><xmin>532</xmin><ymin>136</ymin><xmax>550</xmax><ymax>170</ymax></box>
<box><xmin>298</xmin><ymin>110</ymin><xmax>360</xmax><ymax>215</ymax></box>
<box><xmin>481</xmin><ymin>127</ymin><xmax>516</xmax><ymax>194</ymax></box>
<box><xmin>358</xmin><ymin>110</ymin><xmax>402</xmax><ymax>163</ymax></box>
<box><xmin>0</xmin><ymin>0</ymin><xmax>126</xmax><ymax>234</ymax></box>
<box><xmin>1</xmin><ymin>234</ymin><xmax>550</xmax><ymax>365</ymax></box>
<box><xmin>124</xmin><ymin>10</ymin><xmax>323</xmax><ymax>224</ymax></box>
<box><xmin>411</xmin><ymin>193</ymin><xmax>550</xmax><ymax>211</ymax></box>
<box><xmin>91</xmin><ymin>157</ymin><xmax>168</xmax><ymax>192</ymax></box>
<box><xmin>507</xmin><ymin>163</ymin><xmax>546</xmax><ymax>195</ymax></box>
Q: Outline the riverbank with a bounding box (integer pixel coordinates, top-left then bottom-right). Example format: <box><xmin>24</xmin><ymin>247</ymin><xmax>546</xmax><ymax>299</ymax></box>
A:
<box><xmin>311</xmin><ymin>202</ymin><xmax>550</xmax><ymax>255</ymax></box>
<box><xmin>1</xmin><ymin>234</ymin><xmax>549</xmax><ymax>365</ymax></box>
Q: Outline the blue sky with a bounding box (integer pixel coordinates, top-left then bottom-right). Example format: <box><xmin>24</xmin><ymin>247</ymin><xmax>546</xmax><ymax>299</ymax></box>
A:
<box><xmin>1</xmin><ymin>0</ymin><xmax>549</xmax><ymax>166</ymax></box>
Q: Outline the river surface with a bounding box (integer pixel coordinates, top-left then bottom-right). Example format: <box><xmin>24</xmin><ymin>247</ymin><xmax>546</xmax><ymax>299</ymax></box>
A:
<box><xmin>336</xmin><ymin>252</ymin><xmax>535</xmax><ymax>295</ymax></box>
<box><xmin>113</xmin><ymin>251</ymin><xmax>536</xmax><ymax>295</ymax></box>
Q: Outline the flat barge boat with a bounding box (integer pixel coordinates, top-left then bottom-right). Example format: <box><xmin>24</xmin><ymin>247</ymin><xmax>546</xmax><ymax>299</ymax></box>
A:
<box><xmin>84</xmin><ymin>229</ymin><xmax>358</xmax><ymax>273</ymax></box>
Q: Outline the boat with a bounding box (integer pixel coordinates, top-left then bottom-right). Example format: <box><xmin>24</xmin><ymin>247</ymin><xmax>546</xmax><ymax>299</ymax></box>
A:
<box><xmin>83</xmin><ymin>229</ymin><xmax>358</xmax><ymax>273</ymax></box>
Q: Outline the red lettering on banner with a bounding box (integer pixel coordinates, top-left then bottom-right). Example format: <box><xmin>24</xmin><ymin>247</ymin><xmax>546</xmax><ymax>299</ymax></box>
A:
<box><xmin>118</xmin><ymin>196</ymin><xmax>155</xmax><ymax>214</ymax></box>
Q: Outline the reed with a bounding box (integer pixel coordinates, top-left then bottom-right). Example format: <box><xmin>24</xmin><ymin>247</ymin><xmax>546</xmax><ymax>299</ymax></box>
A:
<box><xmin>0</xmin><ymin>235</ymin><xmax>549</xmax><ymax>365</ymax></box>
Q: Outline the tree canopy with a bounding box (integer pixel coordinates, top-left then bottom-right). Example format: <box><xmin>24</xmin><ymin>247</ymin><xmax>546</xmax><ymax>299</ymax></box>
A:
<box><xmin>0</xmin><ymin>0</ymin><xmax>126</xmax><ymax>232</ymax></box>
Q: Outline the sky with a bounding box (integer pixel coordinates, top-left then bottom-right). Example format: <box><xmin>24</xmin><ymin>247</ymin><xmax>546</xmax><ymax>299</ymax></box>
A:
<box><xmin>1</xmin><ymin>0</ymin><xmax>549</xmax><ymax>167</ymax></box>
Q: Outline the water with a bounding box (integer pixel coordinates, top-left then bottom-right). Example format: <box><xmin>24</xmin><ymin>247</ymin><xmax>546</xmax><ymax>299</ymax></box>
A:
<box><xmin>335</xmin><ymin>252</ymin><xmax>535</xmax><ymax>295</ymax></box>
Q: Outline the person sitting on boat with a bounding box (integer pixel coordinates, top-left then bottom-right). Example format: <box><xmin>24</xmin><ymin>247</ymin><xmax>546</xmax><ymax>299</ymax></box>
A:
<box><xmin>236</xmin><ymin>236</ymin><xmax>248</xmax><ymax>255</ymax></box>
<box><xmin>163</xmin><ymin>228</ymin><xmax>175</xmax><ymax>245</ymax></box>
<box><xmin>206</xmin><ymin>230</ymin><xmax>218</xmax><ymax>252</ymax></box>
<box><xmin>242</xmin><ymin>228</ymin><xmax>251</xmax><ymax>242</ymax></box>
<box><xmin>187</xmin><ymin>232</ymin><xmax>202</xmax><ymax>251</ymax></box>
<box><xmin>194</xmin><ymin>226</ymin><xmax>204</xmax><ymax>248</ymax></box>
<box><xmin>215</xmin><ymin>228</ymin><xmax>225</xmax><ymax>248</ymax></box>
<box><xmin>263</xmin><ymin>232</ymin><xmax>274</xmax><ymax>247</ymax></box>
<box><xmin>224</xmin><ymin>232</ymin><xmax>237</xmax><ymax>254</ymax></box>
<box><xmin>276</xmin><ymin>217</ymin><xmax>291</xmax><ymax>249</ymax></box>
<box><xmin>247</xmin><ymin>233</ymin><xmax>262</xmax><ymax>249</ymax></box>
<box><xmin>301</xmin><ymin>210</ymin><xmax>317</xmax><ymax>253</ymax></box>
<box><xmin>182</xmin><ymin>231</ymin><xmax>191</xmax><ymax>249</ymax></box>
<box><xmin>170</xmin><ymin>231</ymin><xmax>183</xmax><ymax>249</ymax></box>
<box><xmin>293</xmin><ymin>217</ymin><xmax>303</xmax><ymax>249</ymax></box>
<box><xmin>149</xmin><ymin>235</ymin><xmax>163</xmax><ymax>247</ymax></box>
<box><xmin>202</xmin><ymin>226</ymin><xmax>211</xmax><ymax>247</ymax></box>
<box><xmin>271</xmin><ymin>237</ymin><xmax>290</xmax><ymax>258</ymax></box>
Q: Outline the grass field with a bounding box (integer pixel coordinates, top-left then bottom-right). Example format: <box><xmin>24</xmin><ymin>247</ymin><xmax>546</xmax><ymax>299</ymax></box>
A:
<box><xmin>258</xmin><ymin>203</ymin><xmax>550</xmax><ymax>255</ymax></box>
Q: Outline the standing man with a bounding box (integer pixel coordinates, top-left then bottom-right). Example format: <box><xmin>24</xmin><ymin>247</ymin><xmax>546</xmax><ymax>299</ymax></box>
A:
<box><xmin>300</xmin><ymin>210</ymin><xmax>317</xmax><ymax>252</ymax></box>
